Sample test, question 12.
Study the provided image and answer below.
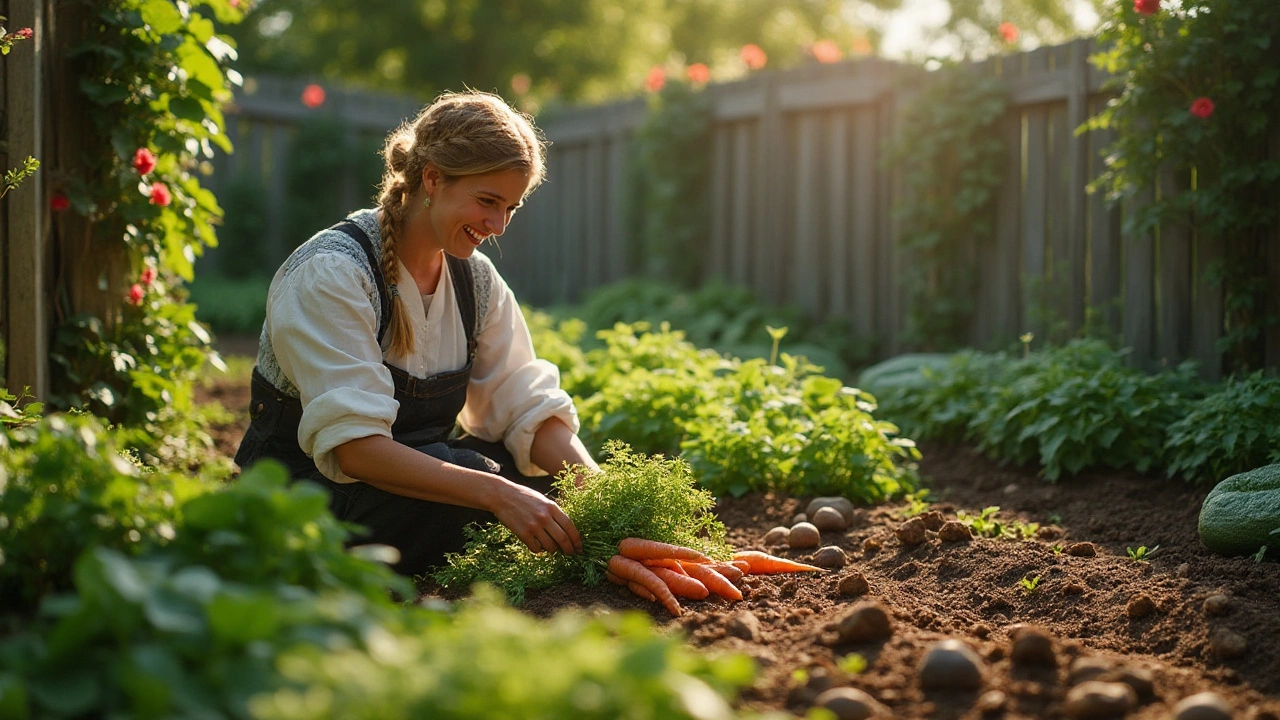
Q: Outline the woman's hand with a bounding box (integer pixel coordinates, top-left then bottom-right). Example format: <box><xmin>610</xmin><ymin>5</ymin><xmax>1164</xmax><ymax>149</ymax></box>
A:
<box><xmin>492</xmin><ymin>483</ymin><xmax>582</xmax><ymax>555</ymax></box>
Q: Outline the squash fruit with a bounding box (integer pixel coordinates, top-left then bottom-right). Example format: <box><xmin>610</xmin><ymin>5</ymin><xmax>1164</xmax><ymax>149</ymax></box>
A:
<box><xmin>1197</xmin><ymin>463</ymin><xmax>1280</xmax><ymax>557</ymax></box>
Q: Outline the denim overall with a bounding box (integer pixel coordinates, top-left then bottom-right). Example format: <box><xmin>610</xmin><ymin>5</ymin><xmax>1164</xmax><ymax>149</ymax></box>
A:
<box><xmin>234</xmin><ymin>220</ymin><xmax>551</xmax><ymax>575</ymax></box>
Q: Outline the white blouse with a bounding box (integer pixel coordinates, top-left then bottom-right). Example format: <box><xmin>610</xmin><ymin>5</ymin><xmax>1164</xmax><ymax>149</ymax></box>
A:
<box><xmin>261</xmin><ymin>209</ymin><xmax>578</xmax><ymax>484</ymax></box>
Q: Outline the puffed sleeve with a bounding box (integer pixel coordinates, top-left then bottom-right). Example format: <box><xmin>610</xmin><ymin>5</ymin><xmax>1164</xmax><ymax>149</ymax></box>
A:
<box><xmin>267</xmin><ymin>253</ymin><xmax>399</xmax><ymax>483</ymax></box>
<box><xmin>458</xmin><ymin>262</ymin><xmax>579</xmax><ymax>477</ymax></box>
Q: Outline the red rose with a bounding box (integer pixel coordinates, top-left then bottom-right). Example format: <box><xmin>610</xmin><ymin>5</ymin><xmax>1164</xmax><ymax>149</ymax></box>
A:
<box><xmin>1134</xmin><ymin>0</ymin><xmax>1159</xmax><ymax>15</ymax></box>
<box><xmin>811</xmin><ymin>40</ymin><xmax>842</xmax><ymax>64</ymax></box>
<box><xmin>50</xmin><ymin>193</ymin><xmax>71</xmax><ymax>212</ymax></box>
<box><xmin>140</xmin><ymin>267</ymin><xmax>157</xmax><ymax>285</ymax></box>
<box><xmin>301</xmin><ymin>83</ymin><xmax>326</xmax><ymax>108</ymax></box>
<box><xmin>686</xmin><ymin>63</ymin><xmax>710</xmax><ymax>85</ymax></box>
<box><xmin>644</xmin><ymin>66</ymin><xmax>666</xmax><ymax>93</ymax></box>
<box><xmin>1190</xmin><ymin>97</ymin><xmax>1215</xmax><ymax>119</ymax></box>
<box><xmin>128</xmin><ymin>284</ymin><xmax>145</xmax><ymax>306</ymax></box>
<box><xmin>740</xmin><ymin>44</ymin><xmax>767</xmax><ymax>70</ymax></box>
<box><xmin>15</xmin><ymin>27</ymin><xmax>33</xmax><ymax>39</ymax></box>
<box><xmin>133</xmin><ymin>147</ymin><xmax>157</xmax><ymax>175</ymax></box>
<box><xmin>999</xmin><ymin>22</ymin><xmax>1019</xmax><ymax>43</ymax></box>
<box><xmin>149</xmin><ymin>182</ymin><xmax>172</xmax><ymax>206</ymax></box>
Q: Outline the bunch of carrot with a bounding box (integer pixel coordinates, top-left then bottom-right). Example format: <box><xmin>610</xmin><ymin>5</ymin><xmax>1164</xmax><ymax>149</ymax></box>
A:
<box><xmin>604</xmin><ymin>538</ymin><xmax>823</xmax><ymax>617</ymax></box>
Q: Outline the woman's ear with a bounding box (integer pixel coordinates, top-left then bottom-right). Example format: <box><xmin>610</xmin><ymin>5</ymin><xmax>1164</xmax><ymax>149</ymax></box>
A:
<box><xmin>422</xmin><ymin>164</ymin><xmax>441</xmax><ymax>194</ymax></box>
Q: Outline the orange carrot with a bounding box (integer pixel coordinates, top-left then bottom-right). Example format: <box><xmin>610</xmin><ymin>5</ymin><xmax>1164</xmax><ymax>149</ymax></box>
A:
<box><xmin>732</xmin><ymin>550</ymin><xmax>824</xmax><ymax>574</ymax></box>
<box><xmin>605</xmin><ymin>570</ymin><xmax>625</xmax><ymax>585</ymax></box>
<box><xmin>609</xmin><ymin>555</ymin><xmax>683</xmax><ymax>616</ymax></box>
<box><xmin>618</xmin><ymin>538</ymin><xmax>711</xmax><ymax>563</ymax></box>
<box><xmin>731</xmin><ymin>560</ymin><xmax>752</xmax><ymax>574</ymax></box>
<box><xmin>680</xmin><ymin>562</ymin><xmax>743</xmax><ymax>601</ymax></box>
<box><xmin>649</xmin><ymin>566</ymin><xmax>710</xmax><ymax>600</ymax></box>
<box><xmin>627</xmin><ymin>581</ymin><xmax>657</xmax><ymax>602</ymax></box>
<box><xmin>641</xmin><ymin>558</ymin><xmax>688</xmax><ymax>574</ymax></box>
<box><xmin>704</xmin><ymin>562</ymin><xmax>745</xmax><ymax>583</ymax></box>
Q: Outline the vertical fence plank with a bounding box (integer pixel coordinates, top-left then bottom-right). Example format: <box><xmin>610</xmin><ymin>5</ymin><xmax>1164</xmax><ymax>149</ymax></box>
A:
<box><xmin>825</xmin><ymin>112</ymin><xmax>850</xmax><ymax>320</ymax></box>
<box><xmin>1192</xmin><ymin>229</ymin><xmax>1224</xmax><ymax>380</ymax></box>
<box><xmin>1063</xmin><ymin>39</ymin><xmax>1090</xmax><ymax>333</ymax></box>
<box><xmin>1087</xmin><ymin>114</ymin><xmax>1122</xmax><ymax>335</ymax></box>
<box><xmin>988</xmin><ymin>57</ymin><xmax>1024</xmax><ymax>346</ymax></box>
<box><xmin>1268</xmin><ymin>130</ymin><xmax>1280</xmax><ymax>369</ymax></box>
<box><xmin>559</xmin><ymin>146</ymin><xmax>585</xmax><ymax>303</ymax></box>
<box><xmin>583</xmin><ymin>139</ymin><xmax>605</xmax><ymax>291</ymax></box>
<box><xmin>755</xmin><ymin>77</ymin><xmax>786</xmax><ymax>303</ymax></box>
<box><xmin>850</xmin><ymin>107</ymin><xmax>877</xmax><ymax>340</ymax></box>
<box><xmin>1156</xmin><ymin>168</ymin><xmax>1192</xmax><ymax>368</ymax></box>
<box><xmin>1047</xmin><ymin>103</ymin><xmax>1071</xmax><ymax>330</ymax></box>
<box><xmin>791</xmin><ymin>114</ymin><xmax>822</xmax><ymax>314</ymax></box>
<box><xmin>730</xmin><ymin>122</ymin><xmax>754</xmax><ymax>288</ymax></box>
<box><xmin>605</xmin><ymin>135</ymin><xmax>630</xmax><ymax>284</ymax></box>
<box><xmin>1124</xmin><ymin>189</ymin><xmax>1156</xmax><ymax>367</ymax></box>
<box><xmin>708</xmin><ymin>127</ymin><xmax>730</xmax><ymax>281</ymax></box>
<box><xmin>877</xmin><ymin>89</ymin><xmax>903</xmax><ymax>354</ymax></box>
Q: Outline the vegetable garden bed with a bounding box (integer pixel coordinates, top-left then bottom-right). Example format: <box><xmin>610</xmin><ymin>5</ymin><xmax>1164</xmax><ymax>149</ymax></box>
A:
<box><xmin>197</xmin><ymin>353</ymin><xmax>1280</xmax><ymax>719</ymax></box>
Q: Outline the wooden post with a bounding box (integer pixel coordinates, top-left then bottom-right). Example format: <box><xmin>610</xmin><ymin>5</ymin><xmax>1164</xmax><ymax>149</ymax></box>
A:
<box><xmin>1063</xmin><ymin>39</ymin><xmax>1090</xmax><ymax>334</ymax></box>
<box><xmin>5</xmin><ymin>0</ymin><xmax>47</xmax><ymax>396</ymax></box>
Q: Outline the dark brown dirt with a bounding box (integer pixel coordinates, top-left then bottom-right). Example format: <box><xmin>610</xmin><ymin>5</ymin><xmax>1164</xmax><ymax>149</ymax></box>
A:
<box><xmin>197</xmin><ymin>351</ymin><xmax>1280</xmax><ymax>719</ymax></box>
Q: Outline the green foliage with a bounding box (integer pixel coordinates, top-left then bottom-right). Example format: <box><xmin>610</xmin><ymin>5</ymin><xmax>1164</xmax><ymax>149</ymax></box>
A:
<box><xmin>870</xmin><ymin>350</ymin><xmax>1013</xmax><ymax>441</ymax></box>
<box><xmin>887</xmin><ymin>67</ymin><xmax>1006</xmax><ymax>350</ymax></box>
<box><xmin>955</xmin><ymin>506</ymin><xmax>1038</xmax><ymax>540</ymax></box>
<box><xmin>1</xmin><ymin>156</ymin><xmax>38</xmax><ymax>199</ymax></box>
<box><xmin>1086</xmin><ymin>0</ymin><xmax>1280</xmax><ymax>372</ymax></box>
<box><xmin>1164</xmin><ymin>372</ymin><xmax>1280</xmax><ymax>483</ymax></box>
<box><xmin>434</xmin><ymin>442</ymin><xmax>729</xmax><ymax>603</ymax></box>
<box><xmin>1126</xmin><ymin>544</ymin><xmax>1159</xmax><ymax>563</ymax></box>
<box><xmin>0</xmin><ymin>387</ymin><xmax>43</xmax><ymax>428</ymax></box>
<box><xmin>187</xmin><ymin>273</ymin><xmax>272</xmax><ymax>335</ymax></box>
<box><xmin>209</xmin><ymin>173</ymin><xmax>271</xmax><ymax>279</ymax></box>
<box><xmin>1019</xmin><ymin>575</ymin><xmax>1041</xmax><ymax>594</ymax></box>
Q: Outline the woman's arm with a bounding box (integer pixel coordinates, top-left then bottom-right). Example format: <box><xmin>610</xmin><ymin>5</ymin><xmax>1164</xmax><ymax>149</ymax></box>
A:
<box><xmin>529</xmin><ymin>416</ymin><xmax>600</xmax><ymax>486</ymax></box>
<box><xmin>333</xmin><ymin>436</ymin><xmax>582</xmax><ymax>555</ymax></box>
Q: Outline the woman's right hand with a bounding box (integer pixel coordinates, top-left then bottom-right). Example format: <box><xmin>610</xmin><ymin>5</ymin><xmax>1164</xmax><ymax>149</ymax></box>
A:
<box><xmin>491</xmin><ymin>482</ymin><xmax>582</xmax><ymax>555</ymax></box>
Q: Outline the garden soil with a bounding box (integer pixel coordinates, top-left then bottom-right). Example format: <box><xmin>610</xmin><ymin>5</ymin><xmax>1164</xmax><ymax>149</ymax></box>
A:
<box><xmin>200</xmin><ymin>345</ymin><xmax>1280</xmax><ymax>719</ymax></box>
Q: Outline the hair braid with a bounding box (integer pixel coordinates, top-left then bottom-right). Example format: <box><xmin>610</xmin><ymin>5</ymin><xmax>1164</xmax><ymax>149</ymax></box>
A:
<box><xmin>376</xmin><ymin>133</ymin><xmax>420</xmax><ymax>356</ymax></box>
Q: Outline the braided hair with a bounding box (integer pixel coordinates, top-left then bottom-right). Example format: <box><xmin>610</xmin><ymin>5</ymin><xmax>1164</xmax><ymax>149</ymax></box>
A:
<box><xmin>375</xmin><ymin>91</ymin><xmax>546</xmax><ymax>357</ymax></box>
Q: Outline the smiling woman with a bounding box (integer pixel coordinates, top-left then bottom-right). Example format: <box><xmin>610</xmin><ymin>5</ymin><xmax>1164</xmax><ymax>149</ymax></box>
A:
<box><xmin>233</xmin><ymin>91</ymin><xmax>600</xmax><ymax>577</ymax></box>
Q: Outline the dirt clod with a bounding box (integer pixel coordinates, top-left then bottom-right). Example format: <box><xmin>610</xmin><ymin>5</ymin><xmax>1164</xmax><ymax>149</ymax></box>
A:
<box><xmin>1063</xmin><ymin>681</ymin><xmax>1137</xmax><ymax>719</ymax></box>
<box><xmin>814</xmin><ymin>546</ymin><xmax>848</xmax><ymax>568</ymax></box>
<box><xmin>763</xmin><ymin>526</ymin><xmax>790</xmax><ymax>546</ymax></box>
<box><xmin>937</xmin><ymin>520</ymin><xmax>973</xmax><ymax>543</ymax></box>
<box><xmin>895</xmin><ymin>517</ymin><xmax>928</xmax><ymax>546</ymax></box>
<box><xmin>1126</xmin><ymin>594</ymin><xmax>1156</xmax><ymax>619</ymax></box>
<box><xmin>788</xmin><ymin>522</ymin><xmax>821</xmax><ymax>549</ymax></box>
<box><xmin>919</xmin><ymin>510</ymin><xmax>946</xmax><ymax>531</ymax></box>
<box><xmin>837</xmin><ymin>571</ymin><xmax>870</xmax><ymax>597</ymax></box>
<box><xmin>812</xmin><ymin>506</ymin><xmax>849</xmax><ymax>532</ymax></box>
<box><xmin>812</xmin><ymin>687</ymin><xmax>887</xmax><ymax>720</ymax></box>
<box><xmin>918</xmin><ymin>638</ymin><xmax>985</xmax><ymax>691</ymax></box>
<box><xmin>1061</xmin><ymin>582</ymin><xmax>1086</xmax><ymax>596</ymax></box>
<box><xmin>833</xmin><ymin>601</ymin><xmax>893</xmax><ymax>644</ymax></box>
<box><xmin>1208</xmin><ymin>628</ymin><xmax>1248</xmax><ymax>659</ymax></box>
<box><xmin>1173</xmin><ymin>692</ymin><xmax>1234</xmax><ymax>720</ymax></box>
<box><xmin>1009</xmin><ymin>624</ymin><xmax>1058</xmax><ymax>667</ymax></box>
<box><xmin>1065</xmin><ymin>542</ymin><xmax>1097</xmax><ymax>557</ymax></box>
<box><xmin>727</xmin><ymin>610</ymin><xmax>763</xmax><ymax>642</ymax></box>
<box><xmin>1177</xmin><ymin>562</ymin><xmax>1191</xmax><ymax>578</ymax></box>
<box><xmin>1204</xmin><ymin>594</ymin><xmax>1231</xmax><ymax>617</ymax></box>
<box><xmin>862</xmin><ymin>536</ymin><xmax>882</xmax><ymax>552</ymax></box>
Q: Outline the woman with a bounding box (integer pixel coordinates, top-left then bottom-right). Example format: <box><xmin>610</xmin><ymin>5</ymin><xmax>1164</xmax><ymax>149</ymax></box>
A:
<box><xmin>235</xmin><ymin>91</ymin><xmax>597</xmax><ymax>576</ymax></box>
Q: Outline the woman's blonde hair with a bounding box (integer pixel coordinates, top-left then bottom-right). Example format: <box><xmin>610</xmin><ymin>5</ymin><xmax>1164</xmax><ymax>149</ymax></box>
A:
<box><xmin>375</xmin><ymin>91</ymin><xmax>546</xmax><ymax>356</ymax></box>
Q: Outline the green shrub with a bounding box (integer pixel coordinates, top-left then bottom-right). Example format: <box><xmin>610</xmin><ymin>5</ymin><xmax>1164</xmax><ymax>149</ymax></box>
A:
<box><xmin>869</xmin><ymin>350</ymin><xmax>1013</xmax><ymax>442</ymax></box>
<box><xmin>212</xmin><ymin>174</ymin><xmax>270</xmax><ymax>278</ymax></box>
<box><xmin>1165</xmin><ymin>373</ymin><xmax>1280</xmax><ymax>483</ymax></box>
<box><xmin>186</xmin><ymin>273</ymin><xmax>271</xmax><ymax>335</ymax></box>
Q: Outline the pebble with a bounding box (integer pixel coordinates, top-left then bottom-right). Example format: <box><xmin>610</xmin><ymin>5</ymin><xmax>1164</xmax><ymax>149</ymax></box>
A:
<box><xmin>1061</xmin><ymin>582</ymin><xmax>1086</xmax><ymax>596</ymax></box>
<box><xmin>1203</xmin><ymin>594</ymin><xmax>1231</xmax><ymax>616</ymax></box>
<box><xmin>727</xmin><ymin>610</ymin><xmax>763</xmax><ymax>642</ymax></box>
<box><xmin>806</xmin><ymin>496</ymin><xmax>855</xmax><ymax>524</ymax></box>
<box><xmin>1065</xmin><ymin>542</ymin><xmax>1097</xmax><ymax>557</ymax></box>
<box><xmin>918</xmin><ymin>639</ymin><xmax>985</xmax><ymax>691</ymax></box>
<box><xmin>1103</xmin><ymin>667</ymin><xmax>1154</xmax><ymax>703</ymax></box>
<box><xmin>1208</xmin><ymin>627</ymin><xmax>1248</xmax><ymax>659</ymax></box>
<box><xmin>814</xmin><ymin>545</ymin><xmax>848</xmax><ymax>568</ymax></box>
<box><xmin>937</xmin><ymin>520</ymin><xmax>973</xmax><ymax>543</ymax></box>
<box><xmin>1003</xmin><ymin>483</ymin><xmax>1021</xmax><ymax>495</ymax></box>
<box><xmin>789</xmin><ymin>522</ymin><xmax>821</xmax><ymax>549</ymax></box>
<box><xmin>1062</xmin><ymin>681</ymin><xmax>1137</xmax><ymax>719</ymax></box>
<box><xmin>813</xmin><ymin>506</ymin><xmax>849</xmax><ymax>532</ymax></box>
<box><xmin>1176</xmin><ymin>562</ymin><xmax>1190</xmax><ymax>578</ymax></box>
<box><xmin>834</xmin><ymin>601</ymin><xmax>894</xmax><ymax>644</ymax></box>
<box><xmin>1009</xmin><ymin>624</ymin><xmax>1058</xmax><ymax>667</ymax></box>
<box><xmin>813</xmin><ymin>687</ymin><xmax>888</xmax><ymax>720</ymax></box>
<box><xmin>1126</xmin><ymin>594</ymin><xmax>1156</xmax><ymax>619</ymax></box>
<box><xmin>919</xmin><ymin>510</ymin><xmax>946</xmax><ymax>531</ymax></box>
<box><xmin>1068</xmin><ymin>658</ymin><xmax>1114</xmax><ymax>686</ymax></box>
<box><xmin>1173</xmin><ymin>692</ymin><xmax>1234</xmax><ymax>720</ymax></box>
<box><xmin>895</xmin><ymin>516</ymin><xmax>928</xmax><ymax>546</ymax></box>
<box><xmin>976</xmin><ymin>690</ymin><xmax>1008</xmax><ymax>713</ymax></box>
<box><xmin>805</xmin><ymin>666</ymin><xmax>837</xmax><ymax>693</ymax></box>
<box><xmin>793</xmin><ymin>513</ymin><xmax>809</xmax><ymax>525</ymax></box>
<box><xmin>763</xmin><ymin>526</ymin><xmax>790</xmax><ymax>546</ymax></box>
<box><xmin>837</xmin><ymin>571</ymin><xmax>870</xmax><ymax>596</ymax></box>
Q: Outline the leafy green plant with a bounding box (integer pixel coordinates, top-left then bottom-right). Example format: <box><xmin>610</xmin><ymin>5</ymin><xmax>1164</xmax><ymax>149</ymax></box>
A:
<box><xmin>869</xmin><ymin>349</ymin><xmax>1013</xmax><ymax>442</ymax></box>
<box><xmin>955</xmin><ymin>506</ymin><xmax>1037</xmax><ymax>541</ymax></box>
<box><xmin>1</xmin><ymin>155</ymin><xmax>38</xmax><ymax>199</ymax></box>
<box><xmin>434</xmin><ymin>442</ymin><xmax>730</xmax><ymax>603</ymax></box>
<box><xmin>1164</xmin><ymin>372</ymin><xmax>1280</xmax><ymax>483</ymax></box>
<box><xmin>896</xmin><ymin>489</ymin><xmax>933</xmax><ymax>519</ymax></box>
<box><xmin>0</xmin><ymin>387</ymin><xmax>43</xmax><ymax>428</ymax></box>
<box><xmin>1020</xmin><ymin>576</ymin><xmax>1041</xmax><ymax>594</ymax></box>
<box><xmin>1126</xmin><ymin>545</ymin><xmax>1159</xmax><ymax>563</ymax></box>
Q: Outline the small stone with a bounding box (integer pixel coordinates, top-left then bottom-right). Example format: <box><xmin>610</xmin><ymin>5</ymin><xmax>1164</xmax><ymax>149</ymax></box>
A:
<box><xmin>789</xmin><ymin>522</ymin><xmax>822</xmax><ymax>549</ymax></box>
<box><xmin>814</xmin><ymin>545</ymin><xmax>848</xmax><ymax>568</ymax></box>
<box><xmin>918</xmin><ymin>639</ymin><xmax>985</xmax><ymax>691</ymax></box>
<box><xmin>806</xmin><ymin>496</ymin><xmax>855</xmax><ymax>524</ymax></box>
<box><xmin>1065</xmin><ymin>542</ymin><xmax>1097</xmax><ymax>557</ymax></box>
<box><xmin>1068</xmin><ymin>658</ymin><xmax>1114</xmax><ymax>686</ymax></box>
<box><xmin>1208</xmin><ymin>628</ymin><xmax>1248</xmax><ymax>659</ymax></box>
<box><xmin>1009</xmin><ymin>624</ymin><xmax>1058</xmax><ymax>667</ymax></box>
<box><xmin>793</xmin><ymin>513</ymin><xmax>809</xmax><ymax>525</ymax></box>
<box><xmin>805</xmin><ymin>666</ymin><xmax>837</xmax><ymax>693</ymax></box>
<box><xmin>863</xmin><ymin>536</ymin><xmax>883</xmax><ymax>552</ymax></box>
<box><xmin>1062</xmin><ymin>681</ymin><xmax>1137</xmax><ymax>719</ymax></box>
<box><xmin>813</xmin><ymin>687</ymin><xmax>888</xmax><ymax>720</ymax></box>
<box><xmin>1173</xmin><ymin>692</ymin><xmax>1234</xmax><ymax>720</ymax></box>
<box><xmin>838</xmin><ymin>571</ymin><xmax>870</xmax><ymax>596</ymax></box>
<box><xmin>919</xmin><ymin>510</ymin><xmax>946</xmax><ymax>531</ymax></box>
<box><xmin>813</xmin><ymin>506</ymin><xmax>849</xmax><ymax>532</ymax></box>
<box><xmin>1003</xmin><ymin>483</ymin><xmax>1021</xmax><ymax>495</ymax></box>
<box><xmin>972</xmin><ymin>623</ymin><xmax>992</xmax><ymax>639</ymax></box>
<box><xmin>1203</xmin><ymin>594</ymin><xmax>1230</xmax><ymax>617</ymax></box>
<box><xmin>1126</xmin><ymin>594</ymin><xmax>1156</xmax><ymax>619</ymax></box>
<box><xmin>1061</xmin><ymin>583</ymin><xmax>1086</xmax><ymax>596</ymax></box>
<box><xmin>976</xmin><ymin>690</ymin><xmax>1008</xmax><ymax>714</ymax></box>
<box><xmin>1176</xmin><ymin>562</ymin><xmax>1190</xmax><ymax>578</ymax></box>
<box><xmin>937</xmin><ymin>520</ymin><xmax>973</xmax><ymax>543</ymax></box>
<box><xmin>834</xmin><ymin>601</ymin><xmax>894</xmax><ymax>644</ymax></box>
<box><xmin>896</xmin><ymin>516</ymin><xmax>928</xmax><ymax>546</ymax></box>
<box><xmin>1101</xmin><ymin>667</ymin><xmax>1154</xmax><ymax>703</ymax></box>
<box><xmin>727</xmin><ymin>610</ymin><xmax>762</xmax><ymax>642</ymax></box>
<box><xmin>763</xmin><ymin>526</ymin><xmax>791</xmax><ymax>545</ymax></box>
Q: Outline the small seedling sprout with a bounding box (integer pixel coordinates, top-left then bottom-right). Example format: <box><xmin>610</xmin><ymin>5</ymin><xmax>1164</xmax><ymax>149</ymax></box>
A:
<box><xmin>1126</xmin><ymin>545</ymin><xmax>1159</xmax><ymax>563</ymax></box>
<box><xmin>1020</xmin><ymin>576</ymin><xmax>1041</xmax><ymax>594</ymax></box>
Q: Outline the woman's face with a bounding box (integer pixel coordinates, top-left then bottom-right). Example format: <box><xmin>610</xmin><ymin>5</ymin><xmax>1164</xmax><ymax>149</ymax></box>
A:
<box><xmin>424</xmin><ymin>167</ymin><xmax>532</xmax><ymax>259</ymax></box>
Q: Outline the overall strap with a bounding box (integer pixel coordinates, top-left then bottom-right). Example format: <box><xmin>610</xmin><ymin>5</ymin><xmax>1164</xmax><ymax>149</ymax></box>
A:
<box><xmin>445</xmin><ymin>254</ymin><xmax>479</xmax><ymax>360</ymax></box>
<box><xmin>330</xmin><ymin>220</ymin><xmax>390</xmax><ymax>344</ymax></box>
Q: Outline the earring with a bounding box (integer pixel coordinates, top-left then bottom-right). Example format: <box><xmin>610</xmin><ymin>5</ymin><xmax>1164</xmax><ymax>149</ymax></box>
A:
<box><xmin>423</xmin><ymin>195</ymin><xmax>432</xmax><ymax>208</ymax></box>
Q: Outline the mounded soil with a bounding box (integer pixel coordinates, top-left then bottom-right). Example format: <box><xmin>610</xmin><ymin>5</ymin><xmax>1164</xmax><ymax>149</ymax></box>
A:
<box><xmin>202</xmin><ymin>338</ymin><xmax>1280</xmax><ymax>719</ymax></box>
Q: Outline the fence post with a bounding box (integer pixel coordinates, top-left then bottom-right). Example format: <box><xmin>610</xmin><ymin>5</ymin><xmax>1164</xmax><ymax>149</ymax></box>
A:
<box><xmin>1063</xmin><ymin>39</ymin><xmax>1090</xmax><ymax>334</ymax></box>
<box><xmin>1268</xmin><ymin>128</ymin><xmax>1280</xmax><ymax>370</ymax></box>
<box><xmin>4</xmin><ymin>0</ymin><xmax>47</xmax><ymax>397</ymax></box>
